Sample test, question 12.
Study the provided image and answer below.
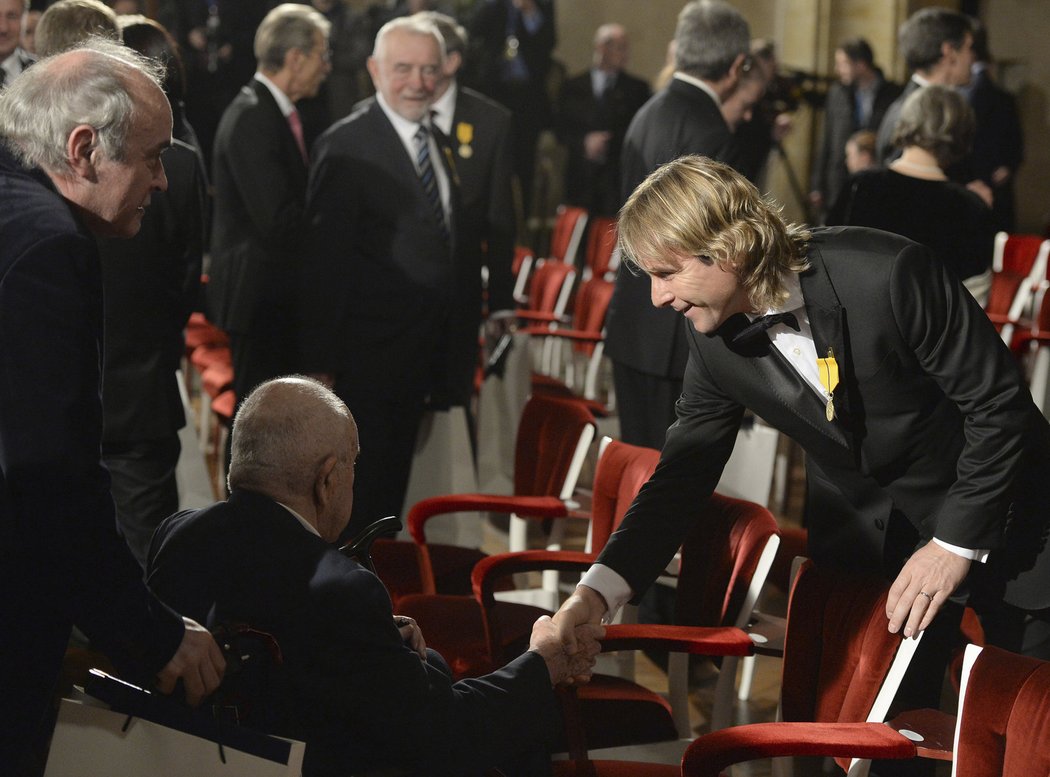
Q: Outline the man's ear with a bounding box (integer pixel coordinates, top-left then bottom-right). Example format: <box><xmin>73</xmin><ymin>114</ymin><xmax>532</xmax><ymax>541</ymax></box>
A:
<box><xmin>313</xmin><ymin>454</ymin><xmax>338</xmax><ymax>508</ymax></box>
<box><xmin>444</xmin><ymin>50</ymin><xmax>462</xmax><ymax>77</ymax></box>
<box><xmin>66</xmin><ymin>124</ymin><xmax>99</xmax><ymax>181</ymax></box>
<box><xmin>366</xmin><ymin>55</ymin><xmax>379</xmax><ymax>84</ymax></box>
<box><xmin>727</xmin><ymin>52</ymin><xmax>747</xmax><ymax>85</ymax></box>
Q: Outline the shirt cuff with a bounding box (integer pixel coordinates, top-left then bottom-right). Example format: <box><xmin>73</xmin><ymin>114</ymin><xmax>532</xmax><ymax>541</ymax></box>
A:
<box><xmin>932</xmin><ymin>537</ymin><xmax>989</xmax><ymax>563</ymax></box>
<box><xmin>579</xmin><ymin>563</ymin><xmax>633</xmax><ymax>623</ymax></box>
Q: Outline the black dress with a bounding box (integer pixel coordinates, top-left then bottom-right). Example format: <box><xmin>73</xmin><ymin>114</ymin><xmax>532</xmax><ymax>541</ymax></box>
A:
<box><xmin>827</xmin><ymin>167</ymin><xmax>996</xmax><ymax>283</ymax></box>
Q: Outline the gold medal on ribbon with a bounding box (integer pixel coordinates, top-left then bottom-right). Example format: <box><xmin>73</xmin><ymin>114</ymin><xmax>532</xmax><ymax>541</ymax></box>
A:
<box><xmin>817</xmin><ymin>347</ymin><xmax>839</xmax><ymax>421</ymax></box>
<box><xmin>456</xmin><ymin>122</ymin><xmax>474</xmax><ymax>159</ymax></box>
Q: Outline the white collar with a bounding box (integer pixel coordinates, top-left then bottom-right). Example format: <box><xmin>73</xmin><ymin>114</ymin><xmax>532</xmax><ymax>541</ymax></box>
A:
<box><xmin>375</xmin><ymin>91</ymin><xmax>430</xmax><ymax>147</ymax></box>
<box><xmin>254</xmin><ymin>72</ymin><xmax>296</xmax><ymax>117</ymax></box>
<box><xmin>277</xmin><ymin>501</ymin><xmax>322</xmax><ymax>538</ymax></box>
<box><xmin>672</xmin><ymin>71</ymin><xmax>722</xmax><ymax>107</ymax></box>
<box><xmin>430</xmin><ymin>81</ymin><xmax>457</xmax><ymax>136</ymax></box>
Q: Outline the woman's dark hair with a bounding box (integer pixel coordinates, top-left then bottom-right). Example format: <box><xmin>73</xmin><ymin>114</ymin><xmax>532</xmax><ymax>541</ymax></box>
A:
<box><xmin>119</xmin><ymin>15</ymin><xmax>186</xmax><ymax>103</ymax></box>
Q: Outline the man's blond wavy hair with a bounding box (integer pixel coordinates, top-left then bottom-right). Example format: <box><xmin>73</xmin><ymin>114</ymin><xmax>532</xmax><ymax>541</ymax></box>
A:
<box><xmin>618</xmin><ymin>155</ymin><xmax>811</xmax><ymax>312</ymax></box>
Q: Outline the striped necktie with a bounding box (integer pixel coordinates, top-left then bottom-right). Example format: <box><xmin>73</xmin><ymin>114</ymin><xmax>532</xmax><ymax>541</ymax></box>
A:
<box><xmin>414</xmin><ymin>124</ymin><xmax>449</xmax><ymax>243</ymax></box>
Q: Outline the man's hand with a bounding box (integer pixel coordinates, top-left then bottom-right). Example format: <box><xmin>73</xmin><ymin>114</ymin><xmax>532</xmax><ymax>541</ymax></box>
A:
<box><xmin>552</xmin><ymin>585</ymin><xmax>606</xmax><ymax>677</ymax></box>
<box><xmin>583</xmin><ymin>131</ymin><xmax>612</xmax><ymax>163</ymax></box>
<box><xmin>886</xmin><ymin>541</ymin><xmax>971</xmax><ymax>638</ymax></box>
<box><xmin>395</xmin><ymin>615</ymin><xmax>427</xmax><ymax>659</ymax></box>
<box><xmin>155</xmin><ymin>618</ymin><xmax>226</xmax><ymax>706</ymax></box>
<box><xmin>529</xmin><ymin>615</ymin><xmax>604</xmax><ymax>686</ymax></box>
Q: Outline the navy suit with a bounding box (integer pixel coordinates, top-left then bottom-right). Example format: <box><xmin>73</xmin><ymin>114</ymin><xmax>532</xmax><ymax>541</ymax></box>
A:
<box><xmin>209</xmin><ymin>79</ymin><xmax>309</xmax><ymax>401</ymax></box>
<box><xmin>600</xmin><ymin>228</ymin><xmax>1050</xmax><ymax>626</ymax></box>
<box><xmin>0</xmin><ymin>145</ymin><xmax>184</xmax><ymax>769</ymax></box>
<box><xmin>147</xmin><ymin>490</ymin><xmax>559</xmax><ymax>776</ymax></box>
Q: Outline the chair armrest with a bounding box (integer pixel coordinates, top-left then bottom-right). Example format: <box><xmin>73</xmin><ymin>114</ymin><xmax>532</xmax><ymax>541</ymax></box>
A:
<box><xmin>520</xmin><ymin>326</ymin><xmax>603</xmax><ymax>343</ymax></box>
<box><xmin>681</xmin><ymin>722</ymin><xmax>917</xmax><ymax>777</ymax></box>
<box><xmin>472</xmin><ymin>550</ymin><xmax>597</xmax><ymax>606</ymax></box>
<box><xmin>746</xmin><ymin>611</ymin><xmax>786</xmax><ymax>657</ymax></box>
<box><xmin>599</xmin><ymin>623</ymin><xmax>754</xmax><ymax>657</ymax></box>
<box><xmin>886</xmin><ymin>708</ymin><xmax>955</xmax><ymax>761</ymax></box>
<box><xmin>338</xmin><ymin>515</ymin><xmax>403</xmax><ymax>574</ymax></box>
<box><xmin>517</xmin><ymin>311</ymin><xmax>572</xmax><ymax>325</ymax></box>
<box><xmin>407</xmin><ymin>495</ymin><xmax>568</xmax><ymax>544</ymax></box>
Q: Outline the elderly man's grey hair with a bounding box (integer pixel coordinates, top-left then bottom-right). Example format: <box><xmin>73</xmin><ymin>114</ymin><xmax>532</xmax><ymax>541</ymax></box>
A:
<box><xmin>254</xmin><ymin>3</ymin><xmax>330</xmax><ymax>73</ymax></box>
<box><xmin>228</xmin><ymin>376</ymin><xmax>354</xmax><ymax>498</ymax></box>
<box><xmin>674</xmin><ymin>0</ymin><xmax>750</xmax><ymax>81</ymax></box>
<box><xmin>372</xmin><ymin>14</ymin><xmax>446</xmax><ymax>62</ymax></box>
<box><xmin>0</xmin><ymin>36</ymin><xmax>164</xmax><ymax>173</ymax></box>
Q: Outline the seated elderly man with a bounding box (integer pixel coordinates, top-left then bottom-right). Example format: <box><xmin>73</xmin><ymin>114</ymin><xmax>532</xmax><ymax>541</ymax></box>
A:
<box><xmin>147</xmin><ymin>377</ymin><xmax>600</xmax><ymax>777</ymax></box>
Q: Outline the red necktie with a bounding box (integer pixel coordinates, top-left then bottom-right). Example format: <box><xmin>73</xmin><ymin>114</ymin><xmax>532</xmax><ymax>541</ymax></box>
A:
<box><xmin>288</xmin><ymin>109</ymin><xmax>308</xmax><ymax>164</ymax></box>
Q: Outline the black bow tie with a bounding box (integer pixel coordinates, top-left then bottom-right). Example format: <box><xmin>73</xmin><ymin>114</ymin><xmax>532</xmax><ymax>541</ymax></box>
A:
<box><xmin>730</xmin><ymin>311</ymin><xmax>800</xmax><ymax>346</ymax></box>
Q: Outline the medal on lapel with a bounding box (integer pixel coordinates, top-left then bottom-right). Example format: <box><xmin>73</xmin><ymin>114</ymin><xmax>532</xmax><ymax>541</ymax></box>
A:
<box><xmin>817</xmin><ymin>348</ymin><xmax>839</xmax><ymax>421</ymax></box>
<box><xmin>456</xmin><ymin>122</ymin><xmax>474</xmax><ymax>159</ymax></box>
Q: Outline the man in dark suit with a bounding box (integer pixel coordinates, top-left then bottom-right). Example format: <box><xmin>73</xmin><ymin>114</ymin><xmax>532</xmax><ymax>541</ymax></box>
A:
<box><xmin>147</xmin><ymin>376</ymin><xmax>601</xmax><ymax>776</ymax></box>
<box><xmin>604</xmin><ymin>0</ymin><xmax>751</xmax><ymax>449</ymax></box>
<box><xmin>465</xmin><ymin>0</ymin><xmax>554</xmax><ymax>218</ymax></box>
<box><xmin>553</xmin><ymin>156</ymin><xmax>1050</xmax><ymax>672</ymax></box>
<box><xmin>0</xmin><ymin>40</ymin><xmax>224</xmax><ymax>773</ymax></box>
<box><xmin>556</xmin><ymin>23</ymin><xmax>651</xmax><ymax>218</ymax></box>
<box><xmin>875</xmin><ymin>8</ymin><xmax>974</xmax><ymax>166</ymax></box>
<box><xmin>300</xmin><ymin>16</ymin><xmax>480</xmax><ymax>538</ymax></box>
<box><xmin>208</xmin><ymin>3</ymin><xmax>330</xmax><ymax>404</ymax></box>
<box><xmin>809</xmin><ymin>37</ymin><xmax>900</xmax><ymax>218</ymax></box>
<box><xmin>424</xmin><ymin>11</ymin><xmax>516</xmax><ymax>359</ymax></box>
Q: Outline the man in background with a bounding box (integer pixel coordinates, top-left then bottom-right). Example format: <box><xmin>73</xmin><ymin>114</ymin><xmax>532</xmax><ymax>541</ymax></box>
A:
<box><xmin>0</xmin><ymin>0</ymin><xmax>34</xmax><ymax>85</ymax></box>
<box><xmin>809</xmin><ymin>37</ymin><xmax>900</xmax><ymax>217</ymax></box>
<box><xmin>557</xmin><ymin>22</ymin><xmax>650</xmax><ymax>218</ymax></box>
<box><xmin>875</xmin><ymin>7</ymin><xmax>974</xmax><ymax>164</ymax></box>
<box><xmin>208</xmin><ymin>3</ymin><xmax>330</xmax><ymax>406</ymax></box>
<box><xmin>0</xmin><ymin>40</ymin><xmax>224</xmax><ymax>774</ymax></box>
<box><xmin>604</xmin><ymin>0</ymin><xmax>751</xmax><ymax>450</ymax></box>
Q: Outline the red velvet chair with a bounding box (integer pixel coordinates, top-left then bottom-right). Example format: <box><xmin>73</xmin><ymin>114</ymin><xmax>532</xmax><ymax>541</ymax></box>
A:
<box><xmin>985</xmin><ymin>232</ymin><xmax>1050</xmax><ymax>350</ymax></box>
<box><xmin>547</xmin><ymin>204</ymin><xmax>590</xmax><ymax>266</ymax></box>
<box><xmin>473</xmin><ymin>439</ymin><xmax>780</xmax><ymax>755</ymax></box>
<box><xmin>580</xmin><ymin>216</ymin><xmax>619</xmax><ymax>281</ymax></box>
<box><xmin>550</xmin><ymin>559</ymin><xmax>924</xmax><ymax>776</ymax></box>
<box><xmin>373</xmin><ymin>394</ymin><xmax>596</xmax><ymax>680</ymax></box>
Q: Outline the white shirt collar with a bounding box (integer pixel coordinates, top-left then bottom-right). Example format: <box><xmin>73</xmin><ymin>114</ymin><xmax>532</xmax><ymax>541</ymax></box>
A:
<box><xmin>672</xmin><ymin>71</ymin><xmax>722</xmax><ymax>107</ymax></box>
<box><xmin>375</xmin><ymin>91</ymin><xmax>429</xmax><ymax>148</ymax></box>
<box><xmin>277</xmin><ymin>501</ymin><xmax>322</xmax><ymax>538</ymax></box>
<box><xmin>430</xmin><ymin>81</ymin><xmax>457</xmax><ymax>136</ymax></box>
<box><xmin>254</xmin><ymin>72</ymin><xmax>296</xmax><ymax>117</ymax></box>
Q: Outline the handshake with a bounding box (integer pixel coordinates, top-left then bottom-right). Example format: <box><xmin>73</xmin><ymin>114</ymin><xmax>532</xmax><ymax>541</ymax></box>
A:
<box><xmin>529</xmin><ymin>585</ymin><xmax>610</xmax><ymax>686</ymax></box>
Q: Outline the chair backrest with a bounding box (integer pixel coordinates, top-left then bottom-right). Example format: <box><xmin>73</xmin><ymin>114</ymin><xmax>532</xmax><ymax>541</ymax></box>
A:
<box><xmin>779</xmin><ymin>560</ymin><xmax>922</xmax><ymax>772</ymax></box>
<box><xmin>587</xmin><ymin>438</ymin><xmax>661</xmax><ymax>553</ymax></box>
<box><xmin>953</xmin><ymin>644</ymin><xmax>1050</xmax><ymax>777</ymax></box>
<box><xmin>548</xmin><ymin>205</ymin><xmax>589</xmax><ymax>265</ymax></box>
<box><xmin>987</xmin><ymin>233</ymin><xmax>1050</xmax><ymax>346</ymax></box>
<box><xmin>582</xmin><ymin>217</ymin><xmax>619</xmax><ymax>280</ymax></box>
<box><xmin>993</xmin><ymin>231</ymin><xmax>1047</xmax><ymax>275</ymax></box>
<box><xmin>511</xmin><ymin>394</ymin><xmax>597</xmax><ymax>499</ymax></box>
<box><xmin>569</xmin><ymin>277</ymin><xmax>615</xmax><ymax>356</ymax></box>
<box><xmin>521</xmin><ymin>258</ymin><xmax>577</xmax><ymax>319</ymax></box>
<box><xmin>674</xmin><ymin>492</ymin><xmax>780</xmax><ymax>630</ymax></box>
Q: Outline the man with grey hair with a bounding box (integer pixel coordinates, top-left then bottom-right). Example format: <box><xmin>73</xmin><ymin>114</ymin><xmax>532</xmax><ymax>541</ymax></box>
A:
<box><xmin>605</xmin><ymin>0</ymin><xmax>752</xmax><ymax>450</ymax></box>
<box><xmin>148</xmin><ymin>376</ymin><xmax>602</xmax><ymax>776</ymax></box>
<box><xmin>0</xmin><ymin>0</ymin><xmax>34</xmax><ymax>86</ymax></box>
<box><xmin>208</xmin><ymin>2</ymin><xmax>331</xmax><ymax>412</ymax></box>
<box><xmin>300</xmin><ymin>16</ymin><xmax>480</xmax><ymax>539</ymax></box>
<box><xmin>0</xmin><ymin>39</ymin><xmax>225</xmax><ymax>773</ymax></box>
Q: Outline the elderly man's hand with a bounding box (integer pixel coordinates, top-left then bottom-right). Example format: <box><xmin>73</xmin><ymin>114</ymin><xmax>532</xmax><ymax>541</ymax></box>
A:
<box><xmin>886</xmin><ymin>541</ymin><xmax>971</xmax><ymax>638</ymax></box>
<box><xmin>529</xmin><ymin>615</ymin><xmax>604</xmax><ymax>686</ymax></box>
<box><xmin>155</xmin><ymin>617</ymin><xmax>227</xmax><ymax>706</ymax></box>
<box><xmin>395</xmin><ymin>615</ymin><xmax>427</xmax><ymax>659</ymax></box>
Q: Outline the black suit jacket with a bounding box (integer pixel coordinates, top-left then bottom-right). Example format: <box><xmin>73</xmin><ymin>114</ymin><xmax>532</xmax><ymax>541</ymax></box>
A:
<box><xmin>449</xmin><ymin>85</ymin><xmax>516</xmax><ymax>312</ymax></box>
<box><xmin>300</xmin><ymin>98</ymin><xmax>481</xmax><ymax>405</ymax></box>
<box><xmin>605</xmin><ymin>78</ymin><xmax>736</xmax><ymax>380</ymax></box>
<box><xmin>466</xmin><ymin>0</ymin><xmax>556</xmax><ymax>109</ymax></box>
<box><xmin>146</xmin><ymin>490</ymin><xmax>559</xmax><ymax>776</ymax></box>
<box><xmin>811</xmin><ymin>76</ymin><xmax>901</xmax><ymax>206</ymax></box>
<box><xmin>99</xmin><ymin>139</ymin><xmax>205</xmax><ymax>442</ymax></box>
<box><xmin>557</xmin><ymin>69</ymin><xmax>652</xmax><ymax>216</ymax></box>
<box><xmin>598</xmin><ymin>228</ymin><xmax>1050</xmax><ymax>611</ymax></box>
<box><xmin>968</xmin><ymin>68</ymin><xmax>1024</xmax><ymax>231</ymax></box>
<box><xmin>0</xmin><ymin>145</ymin><xmax>185</xmax><ymax>762</ymax></box>
<box><xmin>208</xmin><ymin>79</ymin><xmax>308</xmax><ymax>335</ymax></box>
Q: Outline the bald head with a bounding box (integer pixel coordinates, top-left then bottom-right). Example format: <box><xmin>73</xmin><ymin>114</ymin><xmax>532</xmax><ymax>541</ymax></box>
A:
<box><xmin>228</xmin><ymin>378</ymin><xmax>359</xmax><ymax>540</ymax></box>
<box><xmin>593</xmin><ymin>23</ymin><xmax>628</xmax><ymax>72</ymax></box>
